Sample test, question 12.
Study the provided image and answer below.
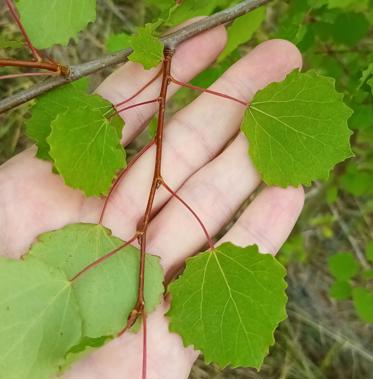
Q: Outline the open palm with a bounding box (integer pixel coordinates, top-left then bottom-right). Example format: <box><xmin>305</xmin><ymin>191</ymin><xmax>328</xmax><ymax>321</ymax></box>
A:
<box><xmin>0</xmin><ymin>24</ymin><xmax>304</xmax><ymax>379</ymax></box>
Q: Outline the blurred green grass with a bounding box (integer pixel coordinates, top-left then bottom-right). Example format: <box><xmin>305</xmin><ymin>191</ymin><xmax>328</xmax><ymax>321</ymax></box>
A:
<box><xmin>1</xmin><ymin>1</ymin><xmax>372</xmax><ymax>378</ymax></box>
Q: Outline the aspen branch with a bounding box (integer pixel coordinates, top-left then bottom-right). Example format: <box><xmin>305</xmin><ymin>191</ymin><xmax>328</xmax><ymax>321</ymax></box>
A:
<box><xmin>0</xmin><ymin>0</ymin><xmax>271</xmax><ymax>114</ymax></box>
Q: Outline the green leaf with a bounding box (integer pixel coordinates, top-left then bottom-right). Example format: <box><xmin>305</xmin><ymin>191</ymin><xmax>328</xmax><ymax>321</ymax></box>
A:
<box><xmin>0</xmin><ymin>258</ymin><xmax>81</xmax><ymax>379</ymax></box>
<box><xmin>26</xmin><ymin>79</ymin><xmax>90</xmax><ymax>161</ymax></box>
<box><xmin>218</xmin><ymin>7</ymin><xmax>266</xmax><ymax>62</ymax></box>
<box><xmin>365</xmin><ymin>241</ymin><xmax>373</xmax><ymax>263</ymax></box>
<box><xmin>106</xmin><ymin>33</ymin><xmax>131</xmax><ymax>53</ymax></box>
<box><xmin>340</xmin><ymin>164</ymin><xmax>373</xmax><ymax>196</ymax></box>
<box><xmin>167</xmin><ymin>243</ymin><xmax>287</xmax><ymax>369</ymax></box>
<box><xmin>28</xmin><ymin>223</ymin><xmax>164</xmax><ymax>339</ymax></box>
<box><xmin>17</xmin><ymin>0</ymin><xmax>96</xmax><ymax>48</ymax></box>
<box><xmin>330</xmin><ymin>12</ymin><xmax>370</xmax><ymax>46</ymax></box>
<box><xmin>128</xmin><ymin>24</ymin><xmax>164</xmax><ymax>69</ymax></box>
<box><xmin>352</xmin><ymin>288</ymin><xmax>373</xmax><ymax>323</ymax></box>
<box><xmin>328</xmin><ymin>252</ymin><xmax>359</xmax><ymax>280</ymax></box>
<box><xmin>241</xmin><ymin>70</ymin><xmax>353</xmax><ymax>187</ymax></box>
<box><xmin>0</xmin><ymin>35</ymin><xmax>24</xmax><ymax>49</ymax></box>
<box><xmin>329</xmin><ymin>280</ymin><xmax>352</xmax><ymax>300</ymax></box>
<box><xmin>47</xmin><ymin>106</ymin><xmax>126</xmax><ymax>196</ymax></box>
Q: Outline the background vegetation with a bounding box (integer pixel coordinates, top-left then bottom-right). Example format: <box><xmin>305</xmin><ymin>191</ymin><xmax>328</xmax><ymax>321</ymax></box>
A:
<box><xmin>1</xmin><ymin>1</ymin><xmax>372</xmax><ymax>378</ymax></box>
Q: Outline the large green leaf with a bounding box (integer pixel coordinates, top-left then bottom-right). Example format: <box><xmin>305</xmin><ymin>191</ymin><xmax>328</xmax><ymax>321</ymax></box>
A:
<box><xmin>0</xmin><ymin>258</ymin><xmax>81</xmax><ymax>379</ymax></box>
<box><xmin>242</xmin><ymin>70</ymin><xmax>353</xmax><ymax>187</ymax></box>
<box><xmin>28</xmin><ymin>223</ymin><xmax>164</xmax><ymax>338</ymax></box>
<box><xmin>17</xmin><ymin>0</ymin><xmax>96</xmax><ymax>48</ymax></box>
<box><xmin>47</xmin><ymin>106</ymin><xmax>126</xmax><ymax>196</ymax></box>
<box><xmin>167</xmin><ymin>243</ymin><xmax>287</xmax><ymax>369</ymax></box>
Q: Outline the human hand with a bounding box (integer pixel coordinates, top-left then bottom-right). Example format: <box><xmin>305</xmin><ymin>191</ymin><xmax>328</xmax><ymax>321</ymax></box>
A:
<box><xmin>0</xmin><ymin>24</ymin><xmax>304</xmax><ymax>379</ymax></box>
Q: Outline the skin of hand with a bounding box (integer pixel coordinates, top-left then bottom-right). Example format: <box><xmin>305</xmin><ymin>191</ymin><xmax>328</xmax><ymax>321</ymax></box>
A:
<box><xmin>0</xmin><ymin>21</ymin><xmax>304</xmax><ymax>379</ymax></box>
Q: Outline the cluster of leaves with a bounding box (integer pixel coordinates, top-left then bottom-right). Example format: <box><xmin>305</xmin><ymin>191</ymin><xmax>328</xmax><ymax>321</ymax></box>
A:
<box><xmin>328</xmin><ymin>243</ymin><xmax>373</xmax><ymax>322</ymax></box>
<box><xmin>1</xmin><ymin>0</ymin><xmax>372</xmax><ymax>377</ymax></box>
<box><xmin>25</xmin><ymin>78</ymin><xmax>126</xmax><ymax>196</ymax></box>
<box><xmin>272</xmin><ymin>0</ymin><xmax>373</xmax><ymax>326</ymax></box>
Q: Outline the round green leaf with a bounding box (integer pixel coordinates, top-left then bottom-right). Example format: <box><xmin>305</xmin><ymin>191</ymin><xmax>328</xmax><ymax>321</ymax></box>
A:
<box><xmin>242</xmin><ymin>70</ymin><xmax>353</xmax><ymax>187</ymax></box>
<box><xmin>167</xmin><ymin>243</ymin><xmax>287</xmax><ymax>369</ymax></box>
<box><xmin>48</xmin><ymin>107</ymin><xmax>126</xmax><ymax>196</ymax></box>
<box><xmin>17</xmin><ymin>0</ymin><xmax>96</xmax><ymax>48</ymax></box>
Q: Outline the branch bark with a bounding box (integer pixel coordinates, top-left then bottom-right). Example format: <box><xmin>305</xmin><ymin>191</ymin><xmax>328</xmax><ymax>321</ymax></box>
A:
<box><xmin>0</xmin><ymin>0</ymin><xmax>271</xmax><ymax>114</ymax></box>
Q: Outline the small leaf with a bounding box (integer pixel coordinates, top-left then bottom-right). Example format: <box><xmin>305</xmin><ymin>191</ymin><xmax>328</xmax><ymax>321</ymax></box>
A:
<box><xmin>218</xmin><ymin>7</ymin><xmax>266</xmax><ymax>62</ymax></box>
<box><xmin>128</xmin><ymin>24</ymin><xmax>164</xmax><ymax>69</ymax></box>
<box><xmin>17</xmin><ymin>0</ymin><xmax>96</xmax><ymax>48</ymax></box>
<box><xmin>106</xmin><ymin>33</ymin><xmax>131</xmax><ymax>53</ymax></box>
<box><xmin>47</xmin><ymin>106</ymin><xmax>126</xmax><ymax>196</ymax></box>
<box><xmin>328</xmin><ymin>252</ymin><xmax>359</xmax><ymax>281</ymax></box>
<box><xmin>242</xmin><ymin>70</ymin><xmax>353</xmax><ymax>186</ymax></box>
<box><xmin>167</xmin><ymin>243</ymin><xmax>287</xmax><ymax>369</ymax></box>
<box><xmin>329</xmin><ymin>280</ymin><xmax>352</xmax><ymax>300</ymax></box>
<box><xmin>0</xmin><ymin>258</ymin><xmax>81</xmax><ymax>379</ymax></box>
<box><xmin>340</xmin><ymin>164</ymin><xmax>373</xmax><ymax>196</ymax></box>
<box><xmin>28</xmin><ymin>223</ymin><xmax>164</xmax><ymax>338</ymax></box>
<box><xmin>352</xmin><ymin>288</ymin><xmax>373</xmax><ymax>323</ymax></box>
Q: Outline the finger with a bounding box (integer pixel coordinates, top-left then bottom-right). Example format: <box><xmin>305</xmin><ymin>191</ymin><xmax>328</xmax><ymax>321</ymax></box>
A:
<box><xmin>218</xmin><ymin>185</ymin><xmax>304</xmax><ymax>253</ymax></box>
<box><xmin>102</xmin><ymin>40</ymin><xmax>302</xmax><ymax>241</ymax></box>
<box><xmin>97</xmin><ymin>21</ymin><xmax>227</xmax><ymax>144</ymax></box>
<box><xmin>145</xmin><ymin>133</ymin><xmax>259</xmax><ymax>272</ymax></box>
<box><xmin>63</xmin><ymin>302</ymin><xmax>197</xmax><ymax>379</ymax></box>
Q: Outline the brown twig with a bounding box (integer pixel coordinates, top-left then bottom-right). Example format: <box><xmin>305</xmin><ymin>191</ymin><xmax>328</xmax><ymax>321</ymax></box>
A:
<box><xmin>70</xmin><ymin>234</ymin><xmax>139</xmax><ymax>282</ymax></box>
<box><xmin>0</xmin><ymin>0</ymin><xmax>271</xmax><ymax>113</ymax></box>
<box><xmin>4</xmin><ymin>0</ymin><xmax>42</xmax><ymax>61</ymax></box>
<box><xmin>0</xmin><ymin>58</ymin><xmax>68</xmax><ymax>74</ymax></box>
<box><xmin>0</xmin><ymin>72</ymin><xmax>54</xmax><ymax>80</ymax></box>
<box><xmin>161</xmin><ymin>180</ymin><xmax>215</xmax><ymax>250</ymax></box>
<box><xmin>134</xmin><ymin>48</ymin><xmax>173</xmax><ymax>316</ymax></box>
<box><xmin>169</xmin><ymin>76</ymin><xmax>248</xmax><ymax>106</ymax></box>
<box><xmin>99</xmin><ymin>140</ymin><xmax>155</xmax><ymax>224</ymax></box>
